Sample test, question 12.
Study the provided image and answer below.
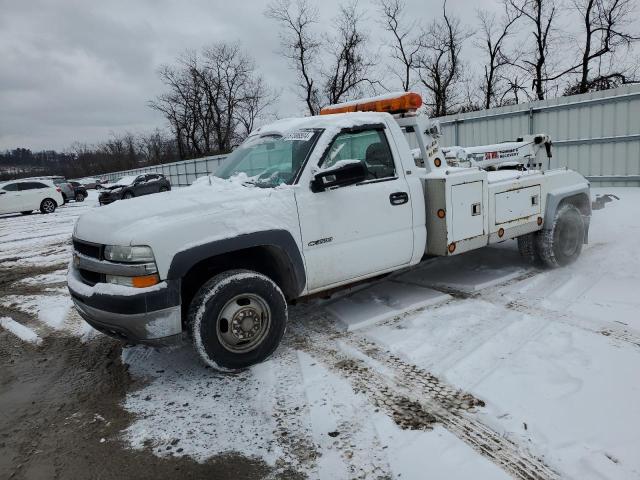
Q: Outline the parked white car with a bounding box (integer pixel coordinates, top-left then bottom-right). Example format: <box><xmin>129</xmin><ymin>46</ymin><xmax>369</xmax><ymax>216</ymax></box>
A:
<box><xmin>0</xmin><ymin>179</ymin><xmax>64</xmax><ymax>215</ymax></box>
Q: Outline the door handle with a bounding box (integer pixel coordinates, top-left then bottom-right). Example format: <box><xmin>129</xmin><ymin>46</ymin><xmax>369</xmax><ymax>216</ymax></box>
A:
<box><xmin>389</xmin><ymin>192</ymin><xmax>408</xmax><ymax>205</ymax></box>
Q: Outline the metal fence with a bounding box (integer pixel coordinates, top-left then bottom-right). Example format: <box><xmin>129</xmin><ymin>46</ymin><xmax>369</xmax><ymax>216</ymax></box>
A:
<box><xmin>101</xmin><ymin>154</ymin><xmax>227</xmax><ymax>187</ymax></box>
<box><xmin>436</xmin><ymin>84</ymin><xmax>640</xmax><ymax>186</ymax></box>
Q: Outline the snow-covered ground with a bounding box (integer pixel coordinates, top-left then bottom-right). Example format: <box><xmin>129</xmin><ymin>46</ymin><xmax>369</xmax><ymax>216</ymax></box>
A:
<box><xmin>1</xmin><ymin>187</ymin><xmax>639</xmax><ymax>479</ymax></box>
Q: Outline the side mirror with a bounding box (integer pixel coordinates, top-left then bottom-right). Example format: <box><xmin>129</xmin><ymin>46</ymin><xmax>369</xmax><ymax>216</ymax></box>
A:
<box><xmin>311</xmin><ymin>161</ymin><xmax>367</xmax><ymax>193</ymax></box>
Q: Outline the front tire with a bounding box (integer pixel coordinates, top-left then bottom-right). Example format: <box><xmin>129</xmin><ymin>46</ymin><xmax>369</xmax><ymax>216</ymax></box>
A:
<box><xmin>188</xmin><ymin>269</ymin><xmax>287</xmax><ymax>372</ymax></box>
<box><xmin>537</xmin><ymin>204</ymin><xmax>584</xmax><ymax>268</ymax></box>
<box><xmin>40</xmin><ymin>198</ymin><xmax>57</xmax><ymax>214</ymax></box>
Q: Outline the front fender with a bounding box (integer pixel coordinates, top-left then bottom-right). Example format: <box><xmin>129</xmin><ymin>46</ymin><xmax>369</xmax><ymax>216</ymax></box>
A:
<box><xmin>166</xmin><ymin>229</ymin><xmax>306</xmax><ymax>297</ymax></box>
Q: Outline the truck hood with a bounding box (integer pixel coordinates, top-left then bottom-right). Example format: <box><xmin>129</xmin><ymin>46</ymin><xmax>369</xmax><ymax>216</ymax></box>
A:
<box><xmin>74</xmin><ymin>176</ymin><xmax>301</xmax><ymax>278</ymax></box>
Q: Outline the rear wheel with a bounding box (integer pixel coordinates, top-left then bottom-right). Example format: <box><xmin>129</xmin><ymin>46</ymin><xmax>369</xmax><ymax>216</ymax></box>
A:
<box><xmin>75</xmin><ymin>192</ymin><xmax>85</xmax><ymax>202</ymax></box>
<box><xmin>40</xmin><ymin>198</ymin><xmax>57</xmax><ymax>214</ymax></box>
<box><xmin>188</xmin><ymin>269</ymin><xmax>287</xmax><ymax>372</ymax></box>
<box><xmin>537</xmin><ymin>204</ymin><xmax>584</xmax><ymax>268</ymax></box>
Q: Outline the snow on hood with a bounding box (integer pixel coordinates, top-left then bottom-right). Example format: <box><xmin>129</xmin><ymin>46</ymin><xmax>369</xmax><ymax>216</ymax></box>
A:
<box><xmin>73</xmin><ymin>174</ymin><xmax>300</xmax><ymax>279</ymax></box>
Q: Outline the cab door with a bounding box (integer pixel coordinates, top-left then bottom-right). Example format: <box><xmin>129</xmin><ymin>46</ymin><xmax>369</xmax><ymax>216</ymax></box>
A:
<box><xmin>0</xmin><ymin>183</ymin><xmax>24</xmax><ymax>213</ymax></box>
<box><xmin>295</xmin><ymin>125</ymin><xmax>414</xmax><ymax>292</ymax></box>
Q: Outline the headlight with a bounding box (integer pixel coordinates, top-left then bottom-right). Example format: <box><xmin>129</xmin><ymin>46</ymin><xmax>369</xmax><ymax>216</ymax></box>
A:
<box><xmin>104</xmin><ymin>245</ymin><xmax>155</xmax><ymax>263</ymax></box>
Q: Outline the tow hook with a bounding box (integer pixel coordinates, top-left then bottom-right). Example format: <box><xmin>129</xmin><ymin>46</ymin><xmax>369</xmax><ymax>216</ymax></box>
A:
<box><xmin>592</xmin><ymin>194</ymin><xmax>619</xmax><ymax>210</ymax></box>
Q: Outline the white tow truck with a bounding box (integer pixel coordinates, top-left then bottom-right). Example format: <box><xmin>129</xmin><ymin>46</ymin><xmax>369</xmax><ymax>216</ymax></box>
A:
<box><xmin>68</xmin><ymin>92</ymin><xmax>591</xmax><ymax>371</ymax></box>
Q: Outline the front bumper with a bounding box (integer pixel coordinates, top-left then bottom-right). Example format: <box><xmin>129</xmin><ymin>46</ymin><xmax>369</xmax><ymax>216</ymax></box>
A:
<box><xmin>98</xmin><ymin>194</ymin><xmax>117</xmax><ymax>205</ymax></box>
<box><xmin>68</xmin><ymin>265</ymin><xmax>183</xmax><ymax>345</ymax></box>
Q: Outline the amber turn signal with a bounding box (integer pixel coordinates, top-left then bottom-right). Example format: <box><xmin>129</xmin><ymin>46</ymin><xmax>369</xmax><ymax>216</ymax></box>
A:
<box><xmin>131</xmin><ymin>274</ymin><xmax>160</xmax><ymax>288</ymax></box>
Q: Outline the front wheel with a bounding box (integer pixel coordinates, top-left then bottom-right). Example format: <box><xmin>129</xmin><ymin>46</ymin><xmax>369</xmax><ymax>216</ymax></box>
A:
<box><xmin>537</xmin><ymin>204</ymin><xmax>585</xmax><ymax>268</ymax></box>
<box><xmin>188</xmin><ymin>269</ymin><xmax>287</xmax><ymax>372</ymax></box>
<box><xmin>40</xmin><ymin>198</ymin><xmax>57</xmax><ymax>214</ymax></box>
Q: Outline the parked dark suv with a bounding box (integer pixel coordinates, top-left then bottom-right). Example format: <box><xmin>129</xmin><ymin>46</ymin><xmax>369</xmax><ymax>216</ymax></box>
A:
<box><xmin>98</xmin><ymin>173</ymin><xmax>171</xmax><ymax>205</ymax></box>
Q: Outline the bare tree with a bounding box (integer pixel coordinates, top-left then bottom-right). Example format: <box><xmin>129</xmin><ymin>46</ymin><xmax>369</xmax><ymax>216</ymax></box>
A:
<box><xmin>506</xmin><ymin>0</ymin><xmax>559</xmax><ymax>100</ymax></box>
<box><xmin>266</xmin><ymin>0</ymin><xmax>321</xmax><ymax>115</ymax></box>
<box><xmin>323</xmin><ymin>1</ymin><xmax>377</xmax><ymax>104</ymax></box>
<box><xmin>237</xmin><ymin>77</ymin><xmax>279</xmax><ymax>138</ymax></box>
<box><xmin>565</xmin><ymin>0</ymin><xmax>639</xmax><ymax>94</ymax></box>
<box><xmin>378</xmin><ymin>0</ymin><xmax>420</xmax><ymax>91</ymax></box>
<box><xmin>476</xmin><ymin>6</ymin><xmax>522</xmax><ymax>108</ymax></box>
<box><xmin>417</xmin><ymin>0</ymin><xmax>466</xmax><ymax>117</ymax></box>
<box><xmin>499</xmin><ymin>71</ymin><xmax>535</xmax><ymax>104</ymax></box>
<box><xmin>151</xmin><ymin>43</ymin><xmax>274</xmax><ymax>158</ymax></box>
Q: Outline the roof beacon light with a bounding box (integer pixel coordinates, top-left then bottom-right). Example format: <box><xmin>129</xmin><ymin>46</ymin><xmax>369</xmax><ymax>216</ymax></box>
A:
<box><xmin>320</xmin><ymin>92</ymin><xmax>422</xmax><ymax>115</ymax></box>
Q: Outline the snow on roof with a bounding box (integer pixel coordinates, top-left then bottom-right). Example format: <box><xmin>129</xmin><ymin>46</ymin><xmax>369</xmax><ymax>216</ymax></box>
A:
<box><xmin>251</xmin><ymin>111</ymin><xmax>392</xmax><ymax>137</ymax></box>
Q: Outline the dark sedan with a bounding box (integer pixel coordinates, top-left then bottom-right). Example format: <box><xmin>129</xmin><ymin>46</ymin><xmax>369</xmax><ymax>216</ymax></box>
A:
<box><xmin>69</xmin><ymin>181</ymin><xmax>88</xmax><ymax>202</ymax></box>
<box><xmin>98</xmin><ymin>173</ymin><xmax>171</xmax><ymax>205</ymax></box>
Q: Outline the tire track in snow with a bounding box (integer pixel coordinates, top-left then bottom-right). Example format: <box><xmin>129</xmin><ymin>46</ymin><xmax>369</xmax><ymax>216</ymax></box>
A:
<box><xmin>267</xmin><ymin>348</ymin><xmax>320</xmax><ymax>475</ymax></box>
<box><xmin>504</xmin><ymin>299</ymin><xmax>640</xmax><ymax>350</ymax></box>
<box><xmin>288</xmin><ymin>308</ymin><xmax>558</xmax><ymax>480</ymax></box>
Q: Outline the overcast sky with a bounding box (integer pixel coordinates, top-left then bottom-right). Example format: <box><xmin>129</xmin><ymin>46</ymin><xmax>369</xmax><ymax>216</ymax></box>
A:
<box><xmin>2</xmin><ymin>0</ymin><xmax>634</xmax><ymax>152</ymax></box>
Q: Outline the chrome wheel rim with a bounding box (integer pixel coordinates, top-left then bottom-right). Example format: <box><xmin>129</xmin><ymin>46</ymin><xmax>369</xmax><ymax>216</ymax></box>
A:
<box><xmin>43</xmin><ymin>200</ymin><xmax>55</xmax><ymax>213</ymax></box>
<box><xmin>216</xmin><ymin>293</ymin><xmax>271</xmax><ymax>353</ymax></box>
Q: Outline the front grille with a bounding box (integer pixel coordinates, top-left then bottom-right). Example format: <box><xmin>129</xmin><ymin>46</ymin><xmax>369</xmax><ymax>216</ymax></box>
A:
<box><xmin>73</xmin><ymin>239</ymin><xmax>102</xmax><ymax>259</ymax></box>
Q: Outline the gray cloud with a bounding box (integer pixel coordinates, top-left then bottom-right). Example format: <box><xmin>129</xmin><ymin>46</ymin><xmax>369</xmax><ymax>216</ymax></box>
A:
<box><xmin>2</xmin><ymin>0</ymin><xmax>593</xmax><ymax>151</ymax></box>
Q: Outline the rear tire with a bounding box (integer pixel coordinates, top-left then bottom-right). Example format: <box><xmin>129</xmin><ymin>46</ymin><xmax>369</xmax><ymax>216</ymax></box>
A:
<box><xmin>40</xmin><ymin>198</ymin><xmax>57</xmax><ymax>214</ymax></box>
<box><xmin>537</xmin><ymin>204</ymin><xmax>584</xmax><ymax>268</ymax></box>
<box><xmin>188</xmin><ymin>269</ymin><xmax>287</xmax><ymax>372</ymax></box>
<box><xmin>75</xmin><ymin>193</ymin><xmax>85</xmax><ymax>202</ymax></box>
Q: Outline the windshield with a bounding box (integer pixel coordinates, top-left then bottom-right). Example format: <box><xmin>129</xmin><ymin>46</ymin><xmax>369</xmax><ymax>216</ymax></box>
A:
<box><xmin>214</xmin><ymin>129</ymin><xmax>321</xmax><ymax>187</ymax></box>
<box><xmin>113</xmin><ymin>176</ymin><xmax>137</xmax><ymax>186</ymax></box>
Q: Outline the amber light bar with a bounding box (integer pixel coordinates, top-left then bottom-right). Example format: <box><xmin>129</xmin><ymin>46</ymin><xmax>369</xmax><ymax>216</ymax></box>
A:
<box><xmin>320</xmin><ymin>92</ymin><xmax>423</xmax><ymax>115</ymax></box>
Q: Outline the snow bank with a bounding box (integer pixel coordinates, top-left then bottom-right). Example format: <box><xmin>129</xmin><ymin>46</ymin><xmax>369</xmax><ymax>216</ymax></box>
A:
<box><xmin>0</xmin><ymin>317</ymin><xmax>42</xmax><ymax>345</ymax></box>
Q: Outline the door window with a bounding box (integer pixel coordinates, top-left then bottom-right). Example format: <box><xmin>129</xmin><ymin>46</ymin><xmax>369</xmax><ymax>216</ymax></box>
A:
<box><xmin>321</xmin><ymin>129</ymin><xmax>396</xmax><ymax>181</ymax></box>
<box><xmin>2</xmin><ymin>183</ymin><xmax>19</xmax><ymax>191</ymax></box>
<box><xmin>19</xmin><ymin>182</ymin><xmax>47</xmax><ymax>190</ymax></box>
